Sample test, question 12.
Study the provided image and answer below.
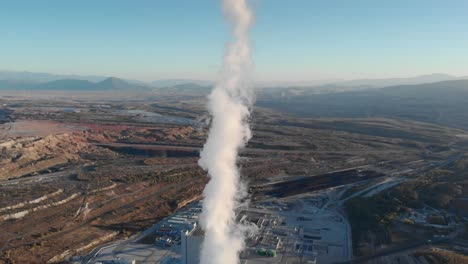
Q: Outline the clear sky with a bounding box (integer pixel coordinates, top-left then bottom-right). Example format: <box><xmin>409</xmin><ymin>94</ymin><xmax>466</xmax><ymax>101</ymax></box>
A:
<box><xmin>1</xmin><ymin>0</ymin><xmax>467</xmax><ymax>82</ymax></box>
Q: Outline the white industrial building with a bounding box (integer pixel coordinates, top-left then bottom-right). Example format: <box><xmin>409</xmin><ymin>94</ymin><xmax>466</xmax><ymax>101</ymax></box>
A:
<box><xmin>181</xmin><ymin>224</ymin><xmax>204</xmax><ymax>264</ymax></box>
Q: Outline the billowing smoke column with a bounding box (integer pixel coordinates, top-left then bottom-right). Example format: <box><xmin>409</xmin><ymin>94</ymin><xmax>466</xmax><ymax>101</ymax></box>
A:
<box><xmin>197</xmin><ymin>0</ymin><xmax>254</xmax><ymax>263</ymax></box>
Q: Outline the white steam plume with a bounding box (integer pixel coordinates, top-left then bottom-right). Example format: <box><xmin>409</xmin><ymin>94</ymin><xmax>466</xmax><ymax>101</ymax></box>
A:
<box><xmin>198</xmin><ymin>0</ymin><xmax>254</xmax><ymax>264</ymax></box>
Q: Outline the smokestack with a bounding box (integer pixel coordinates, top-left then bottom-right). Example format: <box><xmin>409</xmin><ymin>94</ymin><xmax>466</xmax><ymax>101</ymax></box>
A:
<box><xmin>197</xmin><ymin>0</ymin><xmax>254</xmax><ymax>263</ymax></box>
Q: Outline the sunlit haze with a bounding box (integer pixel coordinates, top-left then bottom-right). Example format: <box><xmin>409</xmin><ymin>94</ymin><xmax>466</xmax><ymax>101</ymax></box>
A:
<box><xmin>1</xmin><ymin>0</ymin><xmax>467</xmax><ymax>82</ymax></box>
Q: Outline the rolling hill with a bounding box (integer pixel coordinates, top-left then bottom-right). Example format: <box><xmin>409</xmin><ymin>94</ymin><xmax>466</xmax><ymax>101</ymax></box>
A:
<box><xmin>257</xmin><ymin>79</ymin><xmax>468</xmax><ymax>129</ymax></box>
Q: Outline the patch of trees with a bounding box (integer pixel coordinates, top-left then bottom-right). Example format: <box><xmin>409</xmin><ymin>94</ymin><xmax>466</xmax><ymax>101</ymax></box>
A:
<box><xmin>345</xmin><ymin>193</ymin><xmax>401</xmax><ymax>249</ymax></box>
<box><xmin>387</xmin><ymin>180</ymin><xmax>462</xmax><ymax>209</ymax></box>
<box><xmin>463</xmin><ymin>223</ymin><xmax>468</xmax><ymax>239</ymax></box>
<box><xmin>346</xmin><ymin>162</ymin><xmax>468</xmax><ymax>255</ymax></box>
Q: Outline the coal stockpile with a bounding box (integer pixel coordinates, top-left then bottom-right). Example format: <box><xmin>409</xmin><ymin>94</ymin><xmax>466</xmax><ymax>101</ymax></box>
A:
<box><xmin>251</xmin><ymin>169</ymin><xmax>385</xmax><ymax>198</ymax></box>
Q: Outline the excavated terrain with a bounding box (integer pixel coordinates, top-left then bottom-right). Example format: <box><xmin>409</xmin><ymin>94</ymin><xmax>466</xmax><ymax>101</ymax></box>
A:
<box><xmin>0</xmin><ymin>94</ymin><xmax>466</xmax><ymax>263</ymax></box>
<box><xmin>0</xmin><ymin>133</ymin><xmax>97</xmax><ymax>180</ymax></box>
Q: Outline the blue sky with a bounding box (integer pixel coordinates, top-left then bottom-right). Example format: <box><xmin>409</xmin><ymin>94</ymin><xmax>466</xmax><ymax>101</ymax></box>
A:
<box><xmin>1</xmin><ymin>0</ymin><xmax>467</xmax><ymax>82</ymax></box>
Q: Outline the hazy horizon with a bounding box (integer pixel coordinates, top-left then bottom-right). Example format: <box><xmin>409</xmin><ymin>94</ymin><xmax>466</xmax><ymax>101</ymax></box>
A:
<box><xmin>1</xmin><ymin>0</ymin><xmax>467</xmax><ymax>82</ymax></box>
<box><xmin>1</xmin><ymin>69</ymin><xmax>467</xmax><ymax>86</ymax></box>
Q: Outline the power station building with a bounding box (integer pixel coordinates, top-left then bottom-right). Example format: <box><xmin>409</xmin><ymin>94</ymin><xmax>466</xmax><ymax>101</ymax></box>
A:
<box><xmin>181</xmin><ymin>224</ymin><xmax>203</xmax><ymax>264</ymax></box>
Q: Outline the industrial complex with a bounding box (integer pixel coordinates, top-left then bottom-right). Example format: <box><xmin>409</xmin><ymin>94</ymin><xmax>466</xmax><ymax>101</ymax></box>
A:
<box><xmin>85</xmin><ymin>187</ymin><xmax>352</xmax><ymax>264</ymax></box>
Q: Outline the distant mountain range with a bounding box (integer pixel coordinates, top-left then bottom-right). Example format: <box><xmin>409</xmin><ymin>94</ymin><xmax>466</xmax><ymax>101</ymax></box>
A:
<box><xmin>2</xmin><ymin>70</ymin><xmax>466</xmax><ymax>90</ymax></box>
<box><xmin>1</xmin><ymin>69</ymin><xmax>468</xmax><ymax>129</ymax></box>
<box><xmin>332</xmin><ymin>73</ymin><xmax>463</xmax><ymax>88</ymax></box>
<box><xmin>0</xmin><ymin>70</ymin><xmax>108</xmax><ymax>83</ymax></box>
<box><xmin>0</xmin><ymin>70</ymin><xmax>214</xmax><ymax>88</ymax></box>
<box><xmin>0</xmin><ymin>77</ymin><xmax>148</xmax><ymax>91</ymax></box>
<box><xmin>256</xmin><ymin>73</ymin><xmax>467</xmax><ymax>88</ymax></box>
